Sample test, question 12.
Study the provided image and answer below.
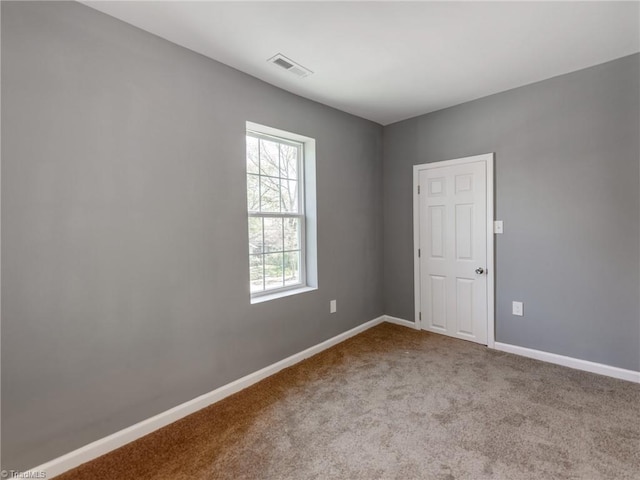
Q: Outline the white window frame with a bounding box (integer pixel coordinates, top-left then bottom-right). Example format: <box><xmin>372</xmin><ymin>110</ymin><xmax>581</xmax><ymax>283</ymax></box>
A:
<box><xmin>246</xmin><ymin>122</ymin><xmax>317</xmax><ymax>303</ymax></box>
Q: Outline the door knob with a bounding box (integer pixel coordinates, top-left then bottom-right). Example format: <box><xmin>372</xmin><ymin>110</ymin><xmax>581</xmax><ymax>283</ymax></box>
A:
<box><xmin>475</xmin><ymin>267</ymin><xmax>485</xmax><ymax>275</ymax></box>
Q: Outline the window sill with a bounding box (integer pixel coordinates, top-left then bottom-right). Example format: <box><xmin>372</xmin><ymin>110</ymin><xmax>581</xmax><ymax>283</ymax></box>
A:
<box><xmin>250</xmin><ymin>286</ymin><xmax>317</xmax><ymax>304</ymax></box>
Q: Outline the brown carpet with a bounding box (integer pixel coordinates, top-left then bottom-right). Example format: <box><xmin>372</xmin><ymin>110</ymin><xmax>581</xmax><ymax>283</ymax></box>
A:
<box><xmin>57</xmin><ymin>323</ymin><xmax>640</xmax><ymax>480</ymax></box>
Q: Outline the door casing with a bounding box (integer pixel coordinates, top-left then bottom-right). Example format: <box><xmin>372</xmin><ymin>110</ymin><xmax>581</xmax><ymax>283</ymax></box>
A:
<box><xmin>413</xmin><ymin>153</ymin><xmax>495</xmax><ymax>348</ymax></box>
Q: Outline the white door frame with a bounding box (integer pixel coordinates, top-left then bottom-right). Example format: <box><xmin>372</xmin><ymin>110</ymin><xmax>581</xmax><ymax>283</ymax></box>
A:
<box><xmin>413</xmin><ymin>153</ymin><xmax>495</xmax><ymax>348</ymax></box>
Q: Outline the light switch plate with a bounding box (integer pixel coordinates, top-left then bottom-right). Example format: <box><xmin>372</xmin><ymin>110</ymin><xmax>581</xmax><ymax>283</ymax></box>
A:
<box><xmin>512</xmin><ymin>301</ymin><xmax>523</xmax><ymax>316</ymax></box>
<box><xmin>330</xmin><ymin>299</ymin><xmax>337</xmax><ymax>314</ymax></box>
<box><xmin>494</xmin><ymin>221</ymin><xmax>504</xmax><ymax>234</ymax></box>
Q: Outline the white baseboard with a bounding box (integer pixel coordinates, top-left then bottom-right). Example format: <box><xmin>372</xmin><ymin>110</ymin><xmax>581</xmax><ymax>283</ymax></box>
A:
<box><xmin>494</xmin><ymin>342</ymin><xmax>640</xmax><ymax>384</ymax></box>
<box><xmin>27</xmin><ymin>315</ymin><xmax>387</xmax><ymax>479</ymax></box>
<box><xmin>383</xmin><ymin>315</ymin><xmax>419</xmax><ymax>330</ymax></box>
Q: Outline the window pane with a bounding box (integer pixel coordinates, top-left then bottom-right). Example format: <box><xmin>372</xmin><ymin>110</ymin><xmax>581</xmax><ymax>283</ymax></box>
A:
<box><xmin>249</xmin><ymin>254</ymin><xmax>264</xmax><ymax>293</ymax></box>
<box><xmin>248</xmin><ymin>217</ymin><xmax>263</xmax><ymax>254</ymax></box>
<box><xmin>284</xmin><ymin>217</ymin><xmax>300</xmax><ymax>251</ymax></box>
<box><xmin>260</xmin><ymin>139</ymin><xmax>280</xmax><ymax>177</ymax></box>
<box><xmin>284</xmin><ymin>251</ymin><xmax>300</xmax><ymax>286</ymax></box>
<box><xmin>246</xmin><ymin>136</ymin><xmax>259</xmax><ymax>174</ymax></box>
<box><xmin>263</xmin><ymin>217</ymin><xmax>283</xmax><ymax>253</ymax></box>
<box><xmin>260</xmin><ymin>176</ymin><xmax>281</xmax><ymax>213</ymax></box>
<box><xmin>247</xmin><ymin>174</ymin><xmax>260</xmax><ymax>212</ymax></box>
<box><xmin>280</xmin><ymin>144</ymin><xmax>298</xmax><ymax>179</ymax></box>
<box><xmin>281</xmin><ymin>179</ymin><xmax>299</xmax><ymax>213</ymax></box>
<box><xmin>264</xmin><ymin>253</ymin><xmax>284</xmax><ymax>289</ymax></box>
<box><xmin>246</xmin><ymin>125</ymin><xmax>311</xmax><ymax>299</ymax></box>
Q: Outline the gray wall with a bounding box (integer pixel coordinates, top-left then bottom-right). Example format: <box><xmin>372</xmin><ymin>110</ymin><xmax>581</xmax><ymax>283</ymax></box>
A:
<box><xmin>1</xmin><ymin>2</ymin><xmax>383</xmax><ymax>471</ymax></box>
<box><xmin>383</xmin><ymin>54</ymin><xmax>640</xmax><ymax>372</ymax></box>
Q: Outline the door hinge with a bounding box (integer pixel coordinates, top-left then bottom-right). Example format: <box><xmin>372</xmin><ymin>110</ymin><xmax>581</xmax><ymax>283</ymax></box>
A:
<box><xmin>418</xmin><ymin>248</ymin><xmax>421</xmax><ymax>258</ymax></box>
<box><xmin>417</xmin><ymin>185</ymin><xmax>420</xmax><ymax>194</ymax></box>
<box><xmin>419</xmin><ymin>312</ymin><xmax>422</xmax><ymax>321</ymax></box>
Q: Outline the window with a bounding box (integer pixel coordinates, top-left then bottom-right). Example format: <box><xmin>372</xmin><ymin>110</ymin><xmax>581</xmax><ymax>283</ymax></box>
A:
<box><xmin>246</xmin><ymin>123</ymin><xmax>316</xmax><ymax>301</ymax></box>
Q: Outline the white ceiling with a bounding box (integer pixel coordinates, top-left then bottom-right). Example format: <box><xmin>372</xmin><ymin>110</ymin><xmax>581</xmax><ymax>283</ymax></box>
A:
<box><xmin>83</xmin><ymin>1</ymin><xmax>639</xmax><ymax>125</ymax></box>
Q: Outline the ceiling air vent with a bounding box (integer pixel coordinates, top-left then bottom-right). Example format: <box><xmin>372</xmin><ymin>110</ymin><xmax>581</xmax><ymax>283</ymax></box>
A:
<box><xmin>267</xmin><ymin>54</ymin><xmax>313</xmax><ymax>78</ymax></box>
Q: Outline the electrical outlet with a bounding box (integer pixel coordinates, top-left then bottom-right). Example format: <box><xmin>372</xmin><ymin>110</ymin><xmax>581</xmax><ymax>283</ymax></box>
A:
<box><xmin>330</xmin><ymin>299</ymin><xmax>337</xmax><ymax>314</ymax></box>
<box><xmin>512</xmin><ymin>301</ymin><xmax>523</xmax><ymax>316</ymax></box>
<box><xmin>494</xmin><ymin>221</ymin><xmax>504</xmax><ymax>234</ymax></box>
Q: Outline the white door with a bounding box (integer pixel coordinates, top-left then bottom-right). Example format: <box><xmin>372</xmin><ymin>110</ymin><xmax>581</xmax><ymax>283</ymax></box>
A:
<box><xmin>414</xmin><ymin>154</ymin><xmax>494</xmax><ymax>345</ymax></box>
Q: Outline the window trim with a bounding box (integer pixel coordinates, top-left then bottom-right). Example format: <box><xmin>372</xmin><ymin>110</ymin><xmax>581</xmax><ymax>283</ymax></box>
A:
<box><xmin>246</xmin><ymin>124</ymin><xmax>315</xmax><ymax>301</ymax></box>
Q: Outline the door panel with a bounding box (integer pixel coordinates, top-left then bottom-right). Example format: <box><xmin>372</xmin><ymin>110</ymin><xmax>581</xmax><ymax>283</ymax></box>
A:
<box><xmin>429</xmin><ymin>206</ymin><xmax>445</xmax><ymax>258</ymax></box>
<box><xmin>455</xmin><ymin>204</ymin><xmax>473</xmax><ymax>260</ymax></box>
<box><xmin>429</xmin><ymin>275</ymin><xmax>447</xmax><ymax>331</ymax></box>
<box><xmin>418</xmin><ymin>159</ymin><xmax>488</xmax><ymax>345</ymax></box>
<box><xmin>456</xmin><ymin>278</ymin><xmax>474</xmax><ymax>335</ymax></box>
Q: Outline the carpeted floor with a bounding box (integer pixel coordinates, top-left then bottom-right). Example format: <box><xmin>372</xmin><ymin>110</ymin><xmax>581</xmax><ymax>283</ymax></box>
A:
<box><xmin>57</xmin><ymin>323</ymin><xmax>640</xmax><ymax>480</ymax></box>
